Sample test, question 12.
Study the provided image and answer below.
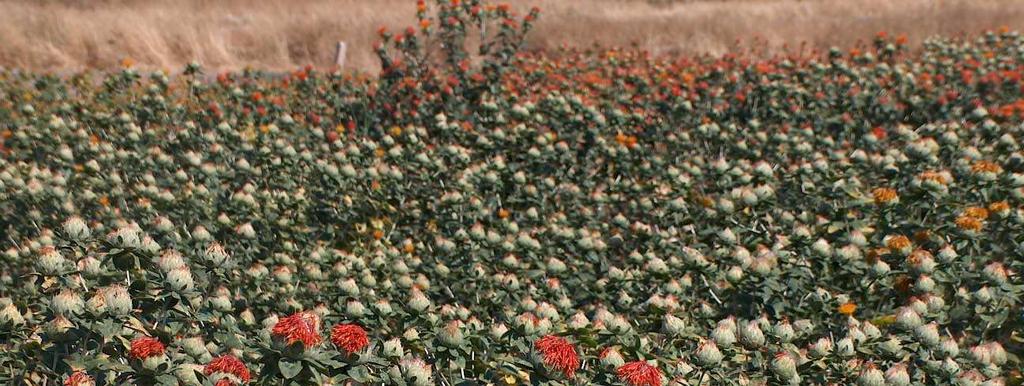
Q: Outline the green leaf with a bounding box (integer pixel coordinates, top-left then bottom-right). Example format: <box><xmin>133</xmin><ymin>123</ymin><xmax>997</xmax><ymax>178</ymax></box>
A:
<box><xmin>348</xmin><ymin>365</ymin><xmax>371</xmax><ymax>383</ymax></box>
<box><xmin>155</xmin><ymin>374</ymin><xmax>178</xmax><ymax>386</ymax></box>
<box><xmin>279</xmin><ymin>359</ymin><xmax>303</xmax><ymax>379</ymax></box>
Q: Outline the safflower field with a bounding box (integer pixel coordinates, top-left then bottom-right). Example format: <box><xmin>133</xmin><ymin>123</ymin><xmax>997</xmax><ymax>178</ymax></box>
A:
<box><xmin>1</xmin><ymin>1</ymin><xmax>1023</xmax><ymax>385</ymax></box>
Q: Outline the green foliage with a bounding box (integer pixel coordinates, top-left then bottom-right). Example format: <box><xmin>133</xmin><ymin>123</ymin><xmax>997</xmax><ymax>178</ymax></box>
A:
<box><xmin>0</xmin><ymin>1</ymin><xmax>1022</xmax><ymax>385</ymax></box>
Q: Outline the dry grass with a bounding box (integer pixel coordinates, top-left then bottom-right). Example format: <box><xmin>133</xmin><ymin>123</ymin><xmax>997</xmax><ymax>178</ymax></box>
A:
<box><xmin>1</xmin><ymin>0</ymin><xmax>1023</xmax><ymax>73</ymax></box>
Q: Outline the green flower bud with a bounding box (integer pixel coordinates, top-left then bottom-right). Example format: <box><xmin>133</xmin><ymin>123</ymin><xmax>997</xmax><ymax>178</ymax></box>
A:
<box><xmin>373</xmin><ymin>300</ymin><xmax>393</xmax><ymax>316</ymax></box>
<box><xmin>600</xmin><ymin>347</ymin><xmax>626</xmax><ymax>368</ymax></box>
<box><xmin>52</xmin><ymin>290</ymin><xmax>84</xmax><ymax>316</ymax></box>
<box><xmin>202</xmin><ymin>243</ymin><xmax>229</xmax><ymax>266</ymax></box>
<box><xmin>383</xmin><ymin>337</ymin><xmax>404</xmax><ymax>358</ymax></box>
<box><xmin>836</xmin><ymin>337</ymin><xmax>855</xmax><ymax>357</ymax></box>
<box><xmin>399</xmin><ymin>327</ymin><xmax>419</xmax><ymax>342</ymax></box>
<box><xmin>44</xmin><ymin>315</ymin><xmax>74</xmax><ymax>341</ymax></box>
<box><xmin>407</xmin><ymin>289</ymin><xmax>430</xmax><ymax>313</ymax></box>
<box><xmin>862</xmin><ymin>322</ymin><xmax>881</xmax><ymax>339</ymax></box>
<box><xmin>773</xmin><ymin>320</ymin><xmax>795</xmax><ymax>343</ymax></box>
<box><xmin>711</xmin><ymin>324</ymin><xmax>736</xmax><ymax>347</ymax></box>
<box><xmin>165</xmin><ymin>267</ymin><xmax>194</xmax><ymax>293</ymax></box>
<box><xmin>695</xmin><ymin>340</ymin><xmax>724</xmax><ymax>367</ymax></box>
<box><xmin>339</xmin><ymin>279</ymin><xmax>360</xmax><ymax>297</ymax></box>
<box><xmin>490</xmin><ymin>323</ymin><xmax>509</xmax><ymax>339</ymax></box>
<box><xmin>771</xmin><ymin>352</ymin><xmax>798</xmax><ymax>381</ymax></box>
<box><xmin>915</xmin><ymin>322</ymin><xmax>941</xmax><ymax>347</ymax></box>
<box><xmin>662</xmin><ymin>314</ymin><xmax>686</xmax><ymax>337</ymax></box>
<box><xmin>62</xmin><ymin>217</ymin><xmax>91</xmax><ymax>241</ymax></box>
<box><xmin>735</xmin><ymin>321</ymin><xmax>764</xmax><ymax>349</ymax></box>
<box><xmin>437</xmin><ymin>320</ymin><xmax>464</xmax><ymax>347</ymax></box>
<box><xmin>37</xmin><ymin>247</ymin><xmax>67</xmax><ymax>276</ymax></box>
<box><xmin>809</xmin><ymin>337</ymin><xmax>832</xmax><ymax>358</ymax></box>
<box><xmin>181</xmin><ymin>336</ymin><xmax>207</xmax><ymax>358</ymax></box>
<box><xmin>986</xmin><ymin>342</ymin><xmax>1007</xmax><ymax>366</ymax></box>
<box><xmin>880</xmin><ymin>337</ymin><xmax>904</xmax><ymax>357</ymax></box>
<box><xmin>77</xmin><ymin>256</ymin><xmax>102</xmax><ymax>277</ymax></box>
<box><xmin>102</xmin><ymin>285</ymin><xmax>132</xmax><ymax>317</ymax></box>
<box><xmin>390</xmin><ymin>356</ymin><xmax>432</xmax><ymax>386</ymax></box>
<box><xmin>885</xmin><ymin>363</ymin><xmax>911</xmax><ymax>386</ymax></box>
<box><xmin>346</xmin><ymin>300</ymin><xmax>366</xmax><ymax>318</ymax></box>
<box><xmin>239</xmin><ymin>309</ymin><xmax>256</xmax><ymax>326</ymax></box>
<box><xmin>895</xmin><ymin>307</ymin><xmax>922</xmax><ymax>330</ymax></box>
<box><xmin>0</xmin><ymin>302</ymin><xmax>25</xmax><ymax>326</ymax></box>
<box><xmin>156</xmin><ymin>250</ymin><xmax>186</xmax><ymax>273</ymax></box>
<box><xmin>857</xmin><ymin>364</ymin><xmax>885</xmax><ymax>386</ymax></box>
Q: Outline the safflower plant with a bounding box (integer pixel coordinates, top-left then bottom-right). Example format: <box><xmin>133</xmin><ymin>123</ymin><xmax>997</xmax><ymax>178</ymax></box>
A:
<box><xmin>0</xmin><ymin>0</ymin><xmax>1023</xmax><ymax>385</ymax></box>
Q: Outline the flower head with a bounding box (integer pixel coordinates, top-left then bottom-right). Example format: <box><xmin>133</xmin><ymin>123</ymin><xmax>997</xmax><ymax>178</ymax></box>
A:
<box><xmin>964</xmin><ymin>206</ymin><xmax>989</xmax><ymax>219</ymax></box>
<box><xmin>205</xmin><ymin>355</ymin><xmax>251</xmax><ymax>383</ymax></box>
<box><xmin>617</xmin><ymin>361</ymin><xmax>661</xmax><ymax>386</ymax></box>
<box><xmin>872</xmin><ymin>187</ymin><xmax>898</xmax><ymax>205</ymax></box>
<box><xmin>534</xmin><ymin>335</ymin><xmax>579</xmax><ymax>378</ymax></box>
<box><xmin>330</xmin><ymin>323</ymin><xmax>370</xmax><ymax>354</ymax></box>
<box><xmin>128</xmin><ymin>336</ymin><xmax>165</xmax><ymax>360</ymax></box>
<box><xmin>271</xmin><ymin>311</ymin><xmax>322</xmax><ymax>347</ymax></box>
<box><xmin>64</xmin><ymin>372</ymin><xmax>94</xmax><ymax>386</ymax></box>
<box><xmin>771</xmin><ymin>352</ymin><xmax>799</xmax><ymax>381</ymax></box>
<box><xmin>884</xmin><ymin>235</ymin><xmax>912</xmax><ymax>252</ymax></box>
<box><xmin>971</xmin><ymin>160</ymin><xmax>1002</xmax><ymax>174</ymax></box>
<box><xmin>955</xmin><ymin>215</ymin><xmax>983</xmax><ymax>232</ymax></box>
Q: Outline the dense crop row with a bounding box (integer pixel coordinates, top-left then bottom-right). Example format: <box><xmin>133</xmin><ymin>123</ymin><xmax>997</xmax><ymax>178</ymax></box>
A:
<box><xmin>0</xmin><ymin>1</ymin><xmax>1022</xmax><ymax>385</ymax></box>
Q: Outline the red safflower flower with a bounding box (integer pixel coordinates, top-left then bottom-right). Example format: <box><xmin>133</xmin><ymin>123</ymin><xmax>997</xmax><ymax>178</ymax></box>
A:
<box><xmin>617</xmin><ymin>361</ymin><xmax>662</xmax><ymax>386</ymax></box>
<box><xmin>271</xmin><ymin>312</ymin><xmax>322</xmax><ymax>347</ymax></box>
<box><xmin>534</xmin><ymin>335</ymin><xmax>579</xmax><ymax>378</ymax></box>
<box><xmin>205</xmin><ymin>355</ymin><xmax>252</xmax><ymax>383</ymax></box>
<box><xmin>128</xmin><ymin>336</ymin><xmax>166</xmax><ymax>360</ymax></box>
<box><xmin>330</xmin><ymin>323</ymin><xmax>370</xmax><ymax>354</ymax></box>
<box><xmin>64</xmin><ymin>372</ymin><xmax>94</xmax><ymax>386</ymax></box>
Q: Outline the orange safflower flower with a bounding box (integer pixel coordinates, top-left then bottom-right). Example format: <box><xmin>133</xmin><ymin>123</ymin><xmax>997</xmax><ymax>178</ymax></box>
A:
<box><xmin>535</xmin><ymin>335</ymin><xmax>579</xmax><ymax>378</ymax></box>
<box><xmin>64</xmin><ymin>372</ymin><xmax>94</xmax><ymax>386</ymax></box>
<box><xmin>919</xmin><ymin>171</ymin><xmax>948</xmax><ymax>185</ymax></box>
<box><xmin>871</xmin><ymin>187</ymin><xmax>898</xmax><ymax>205</ymax></box>
<box><xmin>955</xmin><ymin>215</ymin><xmax>983</xmax><ymax>232</ymax></box>
<box><xmin>617</xmin><ymin>361</ymin><xmax>661</xmax><ymax>386</ymax></box>
<box><xmin>971</xmin><ymin>161</ymin><xmax>1002</xmax><ymax>174</ymax></box>
<box><xmin>128</xmin><ymin>337</ymin><xmax>165</xmax><ymax>360</ymax></box>
<box><xmin>204</xmin><ymin>355</ymin><xmax>251</xmax><ymax>383</ymax></box>
<box><xmin>885</xmin><ymin>235</ymin><xmax>911</xmax><ymax>251</ymax></box>
<box><xmin>330</xmin><ymin>324</ymin><xmax>370</xmax><ymax>354</ymax></box>
<box><xmin>988</xmin><ymin>201</ymin><xmax>1010</xmax><ymax>214</ymax></box>
<box><xmin>964</xmin><ymin>206</ymin><xmax>989</xmax><ymax>219</ymax></box>
<box><xmin>271</xmin><ymin>312</ymin><xmax>322</xmax><ymax>347</ymax></box>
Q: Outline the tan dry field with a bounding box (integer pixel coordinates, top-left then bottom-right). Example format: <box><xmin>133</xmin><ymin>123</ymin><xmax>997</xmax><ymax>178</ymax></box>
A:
<box><xmin>1</xmin><ymin>0</ymin><xmax>1023</xmax><ymax>73</ymax></box>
